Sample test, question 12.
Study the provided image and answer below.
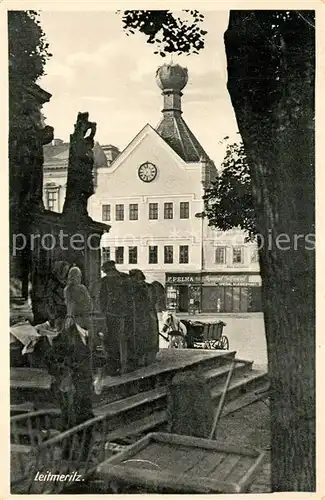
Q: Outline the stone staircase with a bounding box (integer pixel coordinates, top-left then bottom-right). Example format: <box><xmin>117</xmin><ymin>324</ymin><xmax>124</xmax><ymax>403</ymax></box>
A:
<box><xmin>11</xmin><ymin>349</ymin><xmax>268</xmax><ymax>443</ymax></box>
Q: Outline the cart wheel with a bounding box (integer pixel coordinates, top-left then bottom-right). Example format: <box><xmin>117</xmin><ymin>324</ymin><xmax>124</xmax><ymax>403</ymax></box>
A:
<box><xmin>220</xmin><ymin>335</ymin><xmax>229</xmax><ymax>350</ymax></box>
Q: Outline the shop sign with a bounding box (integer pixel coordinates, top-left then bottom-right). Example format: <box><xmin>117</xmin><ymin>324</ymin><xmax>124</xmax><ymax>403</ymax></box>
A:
<box><xmin>166</xmin><ymin>274</ymin><xmax>201</xmax><ymax>284</ymax></box>
<box><xmin>202</xmin><ymin>275</ymin><xmax>261</xmax><ymax>287</ymax></box>
<box><xmin>203</xmin><ymin>275</ymin><xmax>249</xmax><ymax>285</ymax></box>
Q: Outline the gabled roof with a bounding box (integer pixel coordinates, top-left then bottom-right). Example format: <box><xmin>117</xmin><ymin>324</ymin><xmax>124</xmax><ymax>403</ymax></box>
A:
<box><xmin>156</xmin><ymin>114</ymin><xmax>210</xmax><ymax>163</ymax></box>
<box><xmin>108</xmin><ymin>123</ymin><xmax>187</xmax><ymax>172</ymax></box>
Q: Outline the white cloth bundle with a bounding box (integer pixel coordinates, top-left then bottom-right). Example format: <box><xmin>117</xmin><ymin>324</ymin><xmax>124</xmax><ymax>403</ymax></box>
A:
<box><xmin>10</xmin><ymin>321</ymin><xmax>40</xmax><ymax>355</ymax></box>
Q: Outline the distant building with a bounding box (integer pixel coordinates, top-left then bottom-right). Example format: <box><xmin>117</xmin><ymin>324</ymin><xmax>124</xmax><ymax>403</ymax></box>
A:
<box><xmin>43</xmin><ymin>63</ymin><xmax>262</xmax><ymax>313</ymax></box>
<box><xmin>43</xmin><ymin>140</ymin><xmax>117</xmax><ymax>212</ymax></box>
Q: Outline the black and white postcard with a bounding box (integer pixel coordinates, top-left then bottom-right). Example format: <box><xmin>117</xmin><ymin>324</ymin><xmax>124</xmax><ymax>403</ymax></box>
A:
<box><xmin>2</xmin><ymin>1</ymin><xmax>324</xmax><ymax>497</ymax></box>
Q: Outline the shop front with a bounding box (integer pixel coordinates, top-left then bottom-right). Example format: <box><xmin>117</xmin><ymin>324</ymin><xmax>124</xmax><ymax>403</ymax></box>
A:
<box><xmin>165</xmin><ymin>273</ymin><xmax>262</xmax><ymax>314</ymax></box>
<box><xmin>201</xmin><ymin>274</ymin><xmax>262</xmax><ymax>313</ymax></box>
<box><xmin>165</xmin><ymin>273</ymin><xmax>202</xmax><ymax>314</ymax></box>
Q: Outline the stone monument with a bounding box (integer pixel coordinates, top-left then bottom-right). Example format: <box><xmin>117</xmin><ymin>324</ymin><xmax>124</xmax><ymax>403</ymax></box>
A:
<box><xmin>9</xmin><ymin>104</ymin><xmax>110</xmax><ymax>324</ymax></box>
<box><xmin>63</xmin><ymin>112</ymin><xmax>97</xmax><ymax>217</ymax></box>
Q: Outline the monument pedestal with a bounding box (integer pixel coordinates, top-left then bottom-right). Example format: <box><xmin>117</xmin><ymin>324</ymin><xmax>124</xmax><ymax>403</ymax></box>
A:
<box><xmin>26</xmin><ymin>210</ymin><xmax>109</xmax><ymax>323</ymax></box>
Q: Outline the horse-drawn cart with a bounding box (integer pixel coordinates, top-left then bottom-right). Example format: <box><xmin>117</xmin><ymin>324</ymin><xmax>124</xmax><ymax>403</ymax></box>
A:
<box><xmin>181</xmin><ymin>320</ymin><xmax>229</xmax><ymax>350</ymax></box>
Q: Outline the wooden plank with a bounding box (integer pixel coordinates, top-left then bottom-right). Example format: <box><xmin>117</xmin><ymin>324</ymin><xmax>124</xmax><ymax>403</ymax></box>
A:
<box><xmin>211</xmin><ymin>369</ymin><xmax>267</xmax><ymax>401</ymax></box>
<box><xmin>106</xmin><ymin>411</ymin><xmax>167</xmax><ymax>442</ymax></box>
<box><xmin>11</xmin><ymin>403</ymin><xmax>35</xmax><ymax>413</ymax></box>
<box><xmin>11</xmin><ymin>428</ymin><xmax>60</xmax><ymax>439</ymax></box>
<box><xmin>211</xmin><ymin>454</ymin><xmax>242</xmax><ymax>478</ymax></box>
<box><xmin>182</xmin><ymin>449</ymin><xmax>213</xmax><ymax>474</ymax></box>
<box><xmin>223</xmin><ymin>455</ymin><xmax>255</xmax><ymax>484</ymax></box>
<box><xmin>97</xmin><ymin>434</ymin><xmax>151</xmax><ymax>468</ymax></box>
<box><xmin>129</xmin><ymin>442</ymin><xmax>164</xmax><ymax>463</ymax></box>
<box><xmin>236</xmin><ymin>451</ymin><xmax>266</xmax><ymax>492</ymax></box>
<box><xmin>97</xmin><ymin>350</ymin><xmax>236</xmax><ymax>389</ymax></box>
<box><xmin>202</xmin><ymin>362</ymin><xmax>245</xmax><ymax>381</ymax></box>
<box><xmin>152</xmin><ymin>432</ymin><xmax>260</xmax><ymax>457</ymax></box>
<box><xmin>132</xmin><ymin>443</ymin><xmax>164</xmax><ymax>462</ymax></box>
<box><xmin>99</xmin><ymin>464</ymin><xmax>242</xmax><ymax>494</ymax></box>
<box><xmin>11</xmin><ymin>444</ymin><xmax>32</xmax><ymax>454</ymax></box>
<box><xmin>137</xmin><ymin>443</ymin><xmax>184</xmax><ymax>470</ymax></box>
<box><xmin>94</xmin><ymin>387</ymin><xmax>167</xmax><ymax>417</ymax></box>
<box><xmin>153</xmin><ymin>445</ymin><xmax>206</xmax><ymax>474</ymax></box>
<box><xmin>189</xmin><ymin>451</ymin><xmax>225</xmax><ymax>477</ymax></box>
<box><xmin>11</xmin><ymin>409</ymin><xmax>61</xmax><ymax>422</ymax></box>
<box><xmin>222</xmin><ymin>383</ymin><xmax>270</xmax><ymax>416</ymax></box>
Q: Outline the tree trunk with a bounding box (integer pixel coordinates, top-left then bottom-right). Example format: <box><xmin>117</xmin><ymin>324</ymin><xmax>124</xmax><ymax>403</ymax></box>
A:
<box><xmin>224</xmin><ymin>11</ymin><xmax>315</xmax><ymax>491</ymax></box>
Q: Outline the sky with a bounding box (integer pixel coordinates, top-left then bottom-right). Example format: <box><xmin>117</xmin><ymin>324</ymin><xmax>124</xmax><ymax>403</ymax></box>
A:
<box><xmin>39</xmin><ymin>10</ymin><xmax>239</xmax><ymax>166</ymax></box>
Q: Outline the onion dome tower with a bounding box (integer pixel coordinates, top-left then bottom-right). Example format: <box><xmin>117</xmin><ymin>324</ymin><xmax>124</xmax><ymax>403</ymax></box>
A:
<box><xmin>155</xmin><ymin>63</ymin><xmax>210</xmax><ymax>163</ymax></box>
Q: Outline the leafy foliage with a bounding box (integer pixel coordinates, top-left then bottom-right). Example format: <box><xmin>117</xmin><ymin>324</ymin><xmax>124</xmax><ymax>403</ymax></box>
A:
<box><xmin>203</xmin><ymin>142</ymin><xmax>256</xmax><ymax>238</ymax></box>
<box><xmin>119</xmin><ymin>10</ymin><xmax>314</xmax><ymax>63</ymax></box>
<box><xmin>8</xmin><ymin>10</ymin><xmax>52</xmax><ymax>82</ymax></box>
<box><xmin>8</xmin><ymin>10</ymin><xmax>52</xmax><ymax>140</ymax></box>
<box><xmin>119</xmin><ymin>10</ymin><xmax>207</xmax><ymax>56</ymax></box>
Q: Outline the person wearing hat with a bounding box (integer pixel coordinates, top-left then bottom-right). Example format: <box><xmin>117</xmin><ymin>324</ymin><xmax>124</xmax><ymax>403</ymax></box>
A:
<box><xmin>99</xmin><ymin>261</ymin><xmax>133</xmax><ymax>375</ymax></box>
<box><xmin>129</xmin><ymin>269</ymin><xmax>159</xmax><ymax>367</ymax></box>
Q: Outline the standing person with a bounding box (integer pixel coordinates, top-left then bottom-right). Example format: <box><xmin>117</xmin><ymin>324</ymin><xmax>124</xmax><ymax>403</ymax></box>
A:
<box><xmin>43</xmin><ymin>266</ymin><xmax>94</xmax><ymax>448</ymax></box>
<box><xmin>38</xmin><ymin>260</ymin><xmax>70</xmax><ymax>403</ymax></box>
<box><xmin>62</xmin><ymin>266</ymin><xmax>94</xmax><ymax>427</ymax></box>
<box><xmin>129</xmin><ymin>269</ymin><xmax>159</xmax><ymax>367</ymax></box>
<box><xmin>217</xmin><ymin>298</ymin><xmax>221</xmax><ymax>314</ymax></box>
<box><xmin>45</xmin><ymin>260</ymin><xmax>71</xmax><ymax>331</ymax></box>
<box><xmin>151</xmin><ymin>281</ymin><xmax>166</xmax><ymax>314</ymax></box>
<box><xmin>99</xmin><ymin>261</ymin><xmax>133</xmax><ymax>375</ymax></box>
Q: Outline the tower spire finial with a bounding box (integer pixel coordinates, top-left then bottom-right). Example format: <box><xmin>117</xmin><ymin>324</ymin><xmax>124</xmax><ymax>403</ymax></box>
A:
<box><xmin>156</xmin><ymin>63</ymin><xmax>188</xmax><ymax>115</ymax></box>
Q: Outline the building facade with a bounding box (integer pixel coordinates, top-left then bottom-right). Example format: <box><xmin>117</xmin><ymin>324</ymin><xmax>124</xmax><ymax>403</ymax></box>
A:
<box><xmin>43</xmin><ymin>64</ymin><xmax>262</xmax><ymax>313</ymax></box>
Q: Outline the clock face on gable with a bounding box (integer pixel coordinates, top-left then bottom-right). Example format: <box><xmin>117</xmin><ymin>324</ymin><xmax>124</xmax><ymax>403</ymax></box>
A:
<box><xmin>138</xmin><ymin>162</ymin><xmax>157</xmax><ymax>183</ymax></box>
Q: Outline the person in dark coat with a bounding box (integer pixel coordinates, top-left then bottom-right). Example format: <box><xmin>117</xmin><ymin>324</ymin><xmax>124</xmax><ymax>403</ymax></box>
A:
<box><xmin>61</xmin><ymin>266</ymin><xmax>94</xmax><ymax>429</ymax></box>
<box><xmin>45</xmin><ymin>267</ymin><xmax>94</xmax><ymax>441</ymax></box>
<box><xmin>129</xmin><ymin>269</ymin><xmax>159</xmax><ymax>366</ymax></box>
<box><xmin>151</xmin><ymin>280</ymin><xmax>166</xmax><ymax>313</ymax></box>
<box><xmin>45</xmin><ymin>260</ymin><xmax>71</xmax><ymax>331</ymax></box>
<box><xmin>99</xmin><ymin>261</ymin><xmax>134</xmax><ymax>375</ymax></box>
<box><xmin>37</xmin><ymin>261</ymin><xmax>71</xmax><ymax>397</ymax></box>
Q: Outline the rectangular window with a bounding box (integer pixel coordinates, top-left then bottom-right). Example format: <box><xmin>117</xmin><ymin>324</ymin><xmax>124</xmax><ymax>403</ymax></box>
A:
<box><xmin>251</xmin><ymin>249</ymin><xmax>259</xmax><ymax>263</ymax></box>
<box><xmin>128</xmin><ymin>246</ymin><xmax>137</xmax><ymax>264</ymax></box>
<box><xmin>102</xmin><ymin>204</ymin><xmax>111</xmax><ymax>221</ymax></box>
<box><xmin>129</xmin><ymin>204</ymin><xmax>138</xmax><ymax>220</ymax></box>
<box><xmin>115</xmin><ymin>204</ymin><xmax>124</xmax><ymax>221</ymax></box>
<box><xmin>46</xmin><ymin>190</ymin><xmax>57</xmax><ymax>211</ymax></box>
<box><xmin>164</xmin><ymin>202</ymin><xmax>173</xmax><ymax>220</ymax></box>
<box><xmin>179</xmin><ymin>245</ymin><xmax>189</xmax><ymax>264</ymax></box>
<box><xmin>149</xmin><ymin>246</ymin><xmax>158</xmax><ymax>264</ymax></box>
<box><xmin>102</xmin><ymin>247</ymin><xmax>110</xmax><ymax>262</ymax></box>
<box><xmin>115</xmin><ymin>246</ymin><xmax>124</xmax><ymax>264</ymax></box>
<box><xmin>180</xmin><ymin>201</ymin><xmax>189</xmax><ymax>219</ymax></box>
<box><xmin>233</xmin><ymin>247</ymin><xmax>243</xmax><ymax>264</ymax></box>
<box><xmin>149</xmin><ymin>203</ymin><xmax>158</xmax><ymax>220</ymax></box>
<box><xmin>164</xmin><ymin>245</ymin><xmax>173</xmax><ymax>264</ymax></box>
<box><xmin>215</xmin><ymin>247</ymin><xmax>226</xmax><ymax>264</ymax></box>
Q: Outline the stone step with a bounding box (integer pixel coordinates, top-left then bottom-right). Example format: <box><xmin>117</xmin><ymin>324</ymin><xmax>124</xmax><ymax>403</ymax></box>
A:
<box><xmin>211</xmin><ymin>369</ymin><xmax>269</xmax><ymax>407</ymax></box>
<box><xmin>93</xmin><ymin>350</ymin><xmax>236</xmax><ymax>405</ymax></box>
<box><xmin>94</xmin><ymin>386</ymin><xmax>168</xmax><ymax>418</ymax></box>
<box><xmin>203</xmin><ymin>359</ymin><xmax>254</xmax><ymax>388</ymax></box>
<box><xmin>105</xmin><ymin>410</ymin><xmax>168</xmax><ymax>442</ymax></box>
<box><xmin>222</xmin><ymin>381</ymin><xmax>270</xmax><ymax>417</ymax></box>
<box><xmin>10</xmin><ymin>350</ymin><xmax>237</xmax><ymax>409</ymax></box>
